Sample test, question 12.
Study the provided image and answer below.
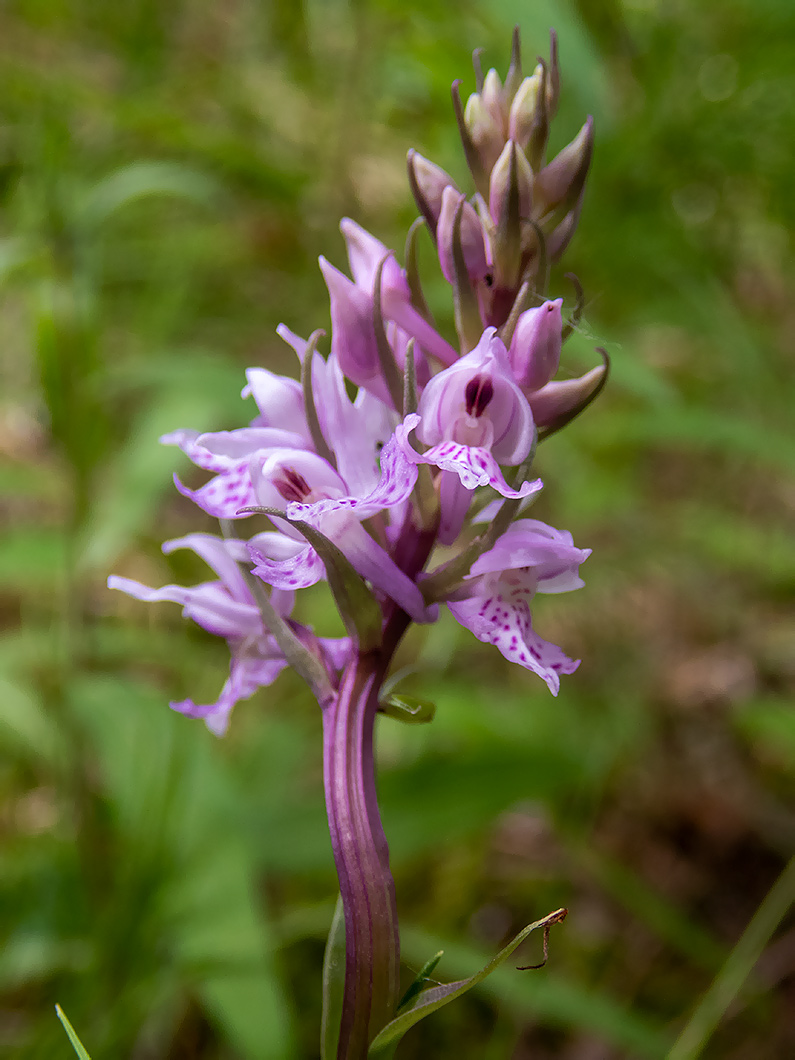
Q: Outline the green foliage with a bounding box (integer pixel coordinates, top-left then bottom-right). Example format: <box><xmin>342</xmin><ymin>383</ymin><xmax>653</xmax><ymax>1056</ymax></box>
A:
<box><xmin>369</xmin><ymin>912</ymin><xmax>571</xmax><ymax>1056</ymax></box>
<box><xmin>1</xmin><ymin>0</ymin><xmax>794</xmax><ymax>1057</ymax></box>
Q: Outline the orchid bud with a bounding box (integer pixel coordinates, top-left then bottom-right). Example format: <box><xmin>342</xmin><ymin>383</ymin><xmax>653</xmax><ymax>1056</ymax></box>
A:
<box><xmin>407</xmin><ymin>150</ymin><xmax>458</xmax><ymax>237</ymax></box>
<box><xmin>481</xmin><ymin>68</ymin><xmax>507</xmax><ymax>133</ymax></box>
<box><xmin>340</xmin><ymin>218</ymin><xmax>408</xmax><ymax>299</ymax></box>
<box><xmin>489</xmin><ymin>140</ymin><xmax>534</xmax><ymax>227</ymax></box>
<box><xmin>509</xmin><ymin>299</ymin><xmax>563</xmax><ymax>391</ymax></box>
<box><xmin>508</xmin><ymin>67</ymin><xmax>543</xmax><ymax>153</ymax></box>
<box><xmin>464</xmin><ymin>92</ymin><xmax>505</xmax><ymax>175</ymax></box>
<box><xmin>525</xmin><ymin>62</ymin><xmax>550</xmax><ymax>172</ymax></box>
<box><xmin>318</xmin><ymin>256</ymin><xmax>385</xmax><ymax>400</ymax></box>
<box><xmin>528</xmin><ymin>362</ymin><xmax>607</xmax><ymax>430</ymax></box>
<box><xmin>547</xmin><ymin>188</ymin><xmax>585</xmax><ymax>262</ymax></box>
<box><xmin>436</xmin><ymin>186</ymin><xmax>488</xmax><ymax>287</ymax></box>
<box><xmin>535</xmin><ymin>117</ymin><xmax>594</xmax><ymax>218</ymax></box>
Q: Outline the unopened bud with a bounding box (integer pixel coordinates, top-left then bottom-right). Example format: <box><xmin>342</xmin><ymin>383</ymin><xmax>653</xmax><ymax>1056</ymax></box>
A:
<box><xmin>481</xmin><ymin>68</ymin><xmax>507</xmax><ymax>133</ymax></box>
<box><xmin>489</xmin><ymin>140</ymin><xmax>534</xmax><ymax>227</ymax></box>
<box><xmin>528</xmin><ymin>362</ymin><xmax>607</xmax><ymax>431</ymax></box>
<box><xmin>436</xmin><ymin>186</ymin><xmax>488</xmax><ymax>286</ymax></box>
<box><xmin>464</xmin><ymin>92</ymin><xmax>505</xmax><ymax>175</ymax></box>
<box><xmin>509</xmin><ymin>299</ymin><xmax>563</xmax><ymax>391</ymax></box>
<box><xmin>508</xmin><ymin>67</ymin><xmax>543</xmax><ymax>152</ymax></box>
<box><xmin>407</xmin><ymin>150</ymin><xmax>458</xmax><ymax>237</ymax></box>
<box><xmin>547</xmin><ymin>189</ymin><xmax>584</xmax><ymax>263</ymax></box>
<box><xmin>535</xmin><ymin>117</ymin><xmax>594</xmax><ymax>217</ymax></box>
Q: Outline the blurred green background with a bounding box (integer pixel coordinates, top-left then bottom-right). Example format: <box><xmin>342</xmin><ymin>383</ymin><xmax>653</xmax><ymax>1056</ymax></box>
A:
<box><xmin>1</xmin><ymin>0</ymin><xmax>794</xmax><ymax>1056</ymax></box>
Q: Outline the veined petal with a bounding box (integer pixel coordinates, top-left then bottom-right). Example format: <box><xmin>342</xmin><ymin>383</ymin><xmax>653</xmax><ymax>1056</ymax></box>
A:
<box><xmin>107</xmin><ymin>575</ymin><xmax>261</xmax><ymax>640</ymax></box>
<box><xmin>161</xmin><ymin>429</ymin><xmax>227</xmax><ymax>472</ymax></box>
<box><xmin>285</xmin><ymin>432</ymin><xmax>417</xmax><ymax>526</ymax></box>
<box><xmin>448</xmin><ymin>577</ymin><xmax>579</xmax><ymax>695</ymax></box>
<box><xmin>311</xmin><ymin>352</ymin><xmax>386</xmax><ymax>497</ymax></box>
<box><xmin>172</xmin><ymin>645</ymin><xmax>289</xmax><ymax>736</ymax></box>
<box><xmin>467</xmin><ymin>520</ymin><xmax>591</xmax><ymax>589</ymax></box>
<box><xmin>161</xmin><ymin>532</ymin><xmax>252</xmax><ymax>603</ymax></box>
<box><xmin>174</xmin><ymin>464</ymin><xmax>256</xmax><ymax>520</ymax></box>
<box><xmin>249</xmin><ymin>539</ymin><xmax>326</xmax><ymax>590</ymax></box>
<box><xmin>414</xmin><ymin>329</ymin><xmax>535</xmax><ymax>464</ymax></box>
<box><xmin>397</xmin><ymin>415</ymin><xmax>542</xmax><ymax>499</ymax></box>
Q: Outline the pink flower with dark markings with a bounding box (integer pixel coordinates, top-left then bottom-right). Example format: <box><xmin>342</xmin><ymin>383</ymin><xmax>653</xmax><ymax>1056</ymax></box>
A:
<box><xmin>108</xmin><ymin>533</ymin><xmax>347</xmax><ymax>734</ymax></box>
<box><xmin>396</xmin><ymin>327</ymin><xmax>541</xmax><ymax>542</ymax></box>
<box><xmin>248</xmin><ymin>435</ymin><xmax>435</xmax><ymax>624</ymax></box>
<box><xmin>446</xmin><ymin>519</ymin><xmax>590</xmax><ymax>694</ymax></box>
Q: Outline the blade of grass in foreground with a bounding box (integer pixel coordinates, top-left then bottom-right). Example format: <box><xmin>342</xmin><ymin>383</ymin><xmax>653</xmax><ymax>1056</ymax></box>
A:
<box><xmin>55</xmin><ymin>1005</ymin><xmax>92</xmax><ymax>1059</ymax></box>
<box><xmin>668</xmin><ymin>854</ymin><xmax>795</xmax><ymax>1060</ymax></box>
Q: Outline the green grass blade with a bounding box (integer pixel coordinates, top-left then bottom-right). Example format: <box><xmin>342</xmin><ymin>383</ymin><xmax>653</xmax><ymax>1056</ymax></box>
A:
<box><xmin>667</xmin><ymin>855</ymin><xmax>795</xmax><ymax>1060</ymax></box>
<box><xmin>55</xmin><ymin>1005</ymin><xmax>92</xmax><ymax>1060</ymax></box>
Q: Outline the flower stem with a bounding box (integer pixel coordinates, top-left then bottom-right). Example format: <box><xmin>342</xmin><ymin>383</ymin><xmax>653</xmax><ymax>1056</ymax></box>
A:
<box><xmin>323</xmin><ymin>651</ymin><xmax>400</xmax><ymax>1059</ymax></box>
<box><xmin>323</xmin><ymin>517</ymin><xmax>438</xmax><ymax>1058</ymax></box>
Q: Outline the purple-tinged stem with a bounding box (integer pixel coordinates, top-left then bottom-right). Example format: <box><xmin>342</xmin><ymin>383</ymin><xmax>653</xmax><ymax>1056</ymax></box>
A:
<box><xmin>323</xmin><ymin>651</ymin><xmax>399</xmax><ymax>1058</ymax></box>
<box><xmin>323</xmin><ymin>519</ymin><xmax>437</xmax><ymax>1059</ymax></box>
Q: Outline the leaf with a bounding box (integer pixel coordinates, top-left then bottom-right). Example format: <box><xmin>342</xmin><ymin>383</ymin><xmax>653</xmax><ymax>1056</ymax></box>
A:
<box><xmin>320</xmin><ymin>895</ymin><xmax>346</xmax><ymax>1060</ymax></box>
<box><xmin>397</xmin><ymin>950</ymin><xmax>444</xmax><ymax>1011</ymax></box>
<box><xmin>367</xmin><ymin>909</ymin><xmax>567</xmax><ymax>1055</ymax></box>
<box><xmin>55</xmin><ymin>1005</ymin><xmax>92</xmax><ymax>1060</ymax></box>
<box><xmin>67</xmin><ymin>675</ymin><xmax>295</xmax><ymax>1059</ymax></box>
<box><xmin>79</xmin><ymin>161</ymin><xmax>218</xmax><ymax>227</ymax></box>
<box><xmin>396</xmin><ymin>922</ymin><xmax>670</xmax><ymax>1058</ymax></box>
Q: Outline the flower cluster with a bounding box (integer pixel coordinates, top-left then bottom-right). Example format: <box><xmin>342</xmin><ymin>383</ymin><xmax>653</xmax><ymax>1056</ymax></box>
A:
<box><xmin>109</xmin><ymin>30</ymin><xmax>599</xmax><ymax>738</ymax></box>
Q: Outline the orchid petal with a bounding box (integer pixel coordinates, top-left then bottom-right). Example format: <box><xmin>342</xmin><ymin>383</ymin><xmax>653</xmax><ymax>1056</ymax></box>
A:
<box><xmin>107</xmin><ymin>575</ymin><xmax>261</xmax><ymax>639</ymax></box>
<box><xmin>414</xmin><ymin>328</ymin><xmax>535</xmax><ymax>464</ymax></box>
<box><xmin>172</xmin><ymin>647</ymin><xmax>289</xmax><ymax>736</ymax></box>
<box><xmin>174</xmin><ymin>464</ymin><xmax>256</xmax><ymax>520</ymax></box>
<box><xmin>467</xmin><ymin>520</ymin><xmax>591</xmax><ymax>588</ymax></box>
<box><xmin>161</xmin><ymin>429</ymin><xmax>228</xmax><ymax>472</ymax></box>
<box><xmin>243</xmin><ymin>367</ymin><xmax>310</xmax><ymax>439</ymax></box>
<box><xmin>448</xmin><ymin>576</ymin><xmax>579</xmax><ymax>695</ymax></box>
<box><xmin>319</xmin><ymin>637</ymin><xmax>353</xmax><ymax>672</ymax></box>
<box><xmin>397</xmin><ymin>415</ymin><xmax>541</xmax><ymax>499</ymax></box>
<box><xmin>161</xmin><ymin>532</ymin><xmax>252</xmax><ymax>603</ymax></box>
<box><xmin>319</xmin><ymin>256</ymin><xmax>391</xmax><ymax>403</ymax></box>
<box><xmin>196</xmin><ymin>427</ymin><xmax>308</xmax><ymax>460</ymax></box>
<box><xmin>285</xmin><ymin>432</ymin><xmax>418</xmax><ymax>526</ymax></box>
<box><xmin>438</xmin><ymin>471</ymin><xmax>473</xmax><ymax>546</ymax></box>
<box><xmin>249</xmin><ymin>539</ymin><xmax>326</xmax><ymax>590</ymax></box>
